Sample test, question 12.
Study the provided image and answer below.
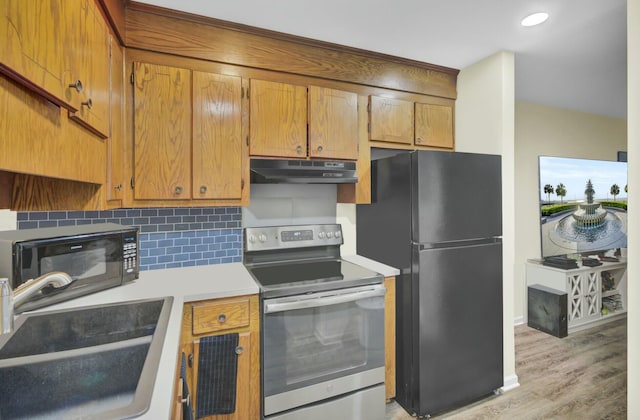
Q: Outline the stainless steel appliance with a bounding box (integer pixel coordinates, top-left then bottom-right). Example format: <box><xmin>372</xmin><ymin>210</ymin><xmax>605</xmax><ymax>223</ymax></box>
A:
<box><xmin>243</xmin><ymin>224</ymin><xmax>385</xmax><ymax>420</ymax></box>
<box><xmin>357</xmin><ymin>150</ymin><xmax>503</xmax><ymax>417</ymax></box>
<box><xmin>0</xmin><ymin>223</ymin><xmax>138</xmax><ymax>313</ymax></box>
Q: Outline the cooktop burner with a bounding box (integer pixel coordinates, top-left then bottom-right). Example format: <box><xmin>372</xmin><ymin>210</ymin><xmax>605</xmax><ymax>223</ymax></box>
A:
<box><xmin>247</xmin><ymin>258</ymin><xmax>381</xmax><ymax>297</ymax></box>
<box><xmin>243</xmin><ymin>224</ymin><xmax>383</xmax><ymax>298</ymax></box>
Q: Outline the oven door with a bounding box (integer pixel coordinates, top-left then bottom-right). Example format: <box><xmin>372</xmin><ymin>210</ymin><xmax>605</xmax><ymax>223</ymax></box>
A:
<box><xmin>262</xmin><ymin>284</ymin><xmax>386</xmax><ymax>417</ymax></box>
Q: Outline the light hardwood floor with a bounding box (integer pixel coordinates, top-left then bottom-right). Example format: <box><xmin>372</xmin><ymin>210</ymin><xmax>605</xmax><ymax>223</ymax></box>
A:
<box><xmin>386</xmin><ymin>318</ymin><xmax>627</xmax><ymax>419</ymax></box>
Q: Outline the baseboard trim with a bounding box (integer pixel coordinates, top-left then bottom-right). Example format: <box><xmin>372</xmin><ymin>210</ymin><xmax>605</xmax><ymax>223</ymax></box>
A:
<box><xmin>514</xmin><ymin>316</ymin><xmax>525</xmax><ymax>326</ymax></box>
<box><xmin>501</xmin><ymin>374</ymin><xmax>520</xmax><ymax>392</ymax></box>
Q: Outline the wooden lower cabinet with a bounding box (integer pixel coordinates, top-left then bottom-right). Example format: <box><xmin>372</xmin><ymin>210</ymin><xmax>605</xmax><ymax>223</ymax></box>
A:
<box><xmin>384</xmin><ymin>276</ymin><xmax>396</xmax><ymax>402</ymax></box>
<box><xmin>176</xmin><ymin>295</ymin><xmax>260</xmax><ymax>420</ymax></box>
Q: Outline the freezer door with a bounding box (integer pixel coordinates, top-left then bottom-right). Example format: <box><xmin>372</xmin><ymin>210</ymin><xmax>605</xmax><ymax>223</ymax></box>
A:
<box><xmin>414</xmin><ymin>241</ymin><xmax>503</xmax><ymax>416</ymax></box>
<box><xmin>412</xmin><ymin>150</ymin><xmax>502</xmax><ymax>243</ymax></box>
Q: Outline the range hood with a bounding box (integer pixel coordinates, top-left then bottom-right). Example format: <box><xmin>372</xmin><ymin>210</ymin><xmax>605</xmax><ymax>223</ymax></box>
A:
<box><xmin>250</xmin><ymin>158</ymin><xmax>357</xmax><ymax>184</ymax></box>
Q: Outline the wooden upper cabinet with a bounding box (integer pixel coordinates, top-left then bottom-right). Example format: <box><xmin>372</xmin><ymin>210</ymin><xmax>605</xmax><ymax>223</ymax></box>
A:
<box><xmin>133</xmin><ymin>62</ymin><xmax>192</xmax><ymax>200</ymax></box>
<box><xmin>415</xmin><ymin>102</ymin><xmax>454</xmax><ymax>149</ymax></box>
<box><xmin>128</xmin><ymin>58</ymin><xmax>248</xmax><ymax>206</ymax></box>
<box><xmin>249</xmin><ymin>79</ymin><xmax>307</xmax><ymax>158</ymax></box>
<box><xmin>308</xmin><ymin>86</ymin><xmax>358</xmax><ymax>160</ymax></box>
<box><xmin>107</xmin><ymin>35</ymin><xmax>124</xmax><ymax>204</ymax></box>
<box><xmin>249</xmin><ymin>80</ymin><xmax>358</xmax><ymax>160</ymax></box>
<box><xmin>369</xmin><ymin>95</ymin><xmax>454</xmax><ymax>150</ymax></box>
<box><xmin>0</xmin><ymin>0</ymin><xmax>110</xmax><ymax>138</ymax></box>
<box><xmin>0</xmin><ymin>0</ymin><xmax>67</xmax><ymax>102</ymax></box>
<box><xmin>369</xmin><ymin>96</ymin><xmax>414</xmax><ymax>145</ymax></box>
<box><xmin>193</xmin><ymin>71</ymin><xmax>243</xmax><ymax>200</ymax></box>
<box><xmin>66</xmin><ymin>0</ymin><xmax>111</xmax><ymax>138</ymax></box>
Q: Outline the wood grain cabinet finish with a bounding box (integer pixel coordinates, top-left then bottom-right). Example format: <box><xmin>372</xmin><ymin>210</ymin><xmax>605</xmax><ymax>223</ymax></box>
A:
<box><xmin>384</xmin><ymin>276</ymin><xmax>396</xmax><ymax>402</ymax></box>
<box><xmin>192</xmin><ymin>298</ymin><xmax>250</xmax><ymax>335</ymax></box>
<box><xmin>177</xmin><ymin>295</ymin><xmax>260</xmax><ymax>420</ymax></box>
<box><xmin>0</xmin><ymin>0</ymin><xmax>68</xmax><ymax>105</ymax></box>
<box><xmin>106</xmin><ymin>34</ymin><xmax>125</xmax><ymax>204</ymax></box>
<box><xmin>369</xmin><ymin>96</ymin><xmax>414</xmax><ymax>145</ymax></box>
<box><xmin>249</xmin><ymin>79</ymin><xmax>307</xmax><ymax>158</ymax></box>
<box><xmin>250</xmin><ymin>79</ymin><xmax>359</xmax><ymax>160</ymax></box>
<box><xmin>131</xmin><ymin>61</ymin><xmax>246</xmax><ymax>205</ymax></box>
<box><xmin>0</xmin><ymin>0</ymin><xmax>111</xmax><ymax>138</ymax></box>
<box><xmin>414</xmin><ymin>102</ymin><xmax>454</xmax><ymax>149</ymax></box>
<box><xmin>193</xmin><ymin>71</ymin><xmax>243</xmax><ymax>200</ymax></box>
<box><xmin>308</xmin><ymin>86</ymin><xmax>358</xmax><ymax>160</ymax></box>
<box><xmin>133</xmin><ymin>62</ymin><xmax>192</xmax><ymax>201</ymax></box>
<box><xmin>66</xmin><ymin>0</ymin><xmax>111</xmax><ymax>138</ymax></box>
<box><xmin>369</xmin><ymin>95</ymin><xmax>455</xmax><ymax>150</ymax></box>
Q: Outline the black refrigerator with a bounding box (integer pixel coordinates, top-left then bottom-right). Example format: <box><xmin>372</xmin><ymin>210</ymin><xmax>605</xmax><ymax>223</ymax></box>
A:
<box><xmin>357</xmin><ymin>150</ymin><xmax>503</xmax><ymax>417</ymax></box>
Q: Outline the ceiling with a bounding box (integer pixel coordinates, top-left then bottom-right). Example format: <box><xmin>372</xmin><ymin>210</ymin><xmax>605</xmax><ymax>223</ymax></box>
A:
<box><xmin>135</xmin><ymin>0</ymin><xmax>627</xmax><ymax>119</ymax></box>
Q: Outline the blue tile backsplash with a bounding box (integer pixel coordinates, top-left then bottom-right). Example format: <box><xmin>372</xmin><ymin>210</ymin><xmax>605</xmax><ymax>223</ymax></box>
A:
<box><xmin>17</xmin><ymin>207</ymin><xmax>243</xmax><ymax>271</ymax></box>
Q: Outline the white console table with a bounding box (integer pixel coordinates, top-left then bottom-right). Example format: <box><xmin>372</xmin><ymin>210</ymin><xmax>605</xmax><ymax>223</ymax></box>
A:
<box><xmin>526</xmin><ymin>260</ymin><xmax>627</xmax><ymax>333</ymax></box>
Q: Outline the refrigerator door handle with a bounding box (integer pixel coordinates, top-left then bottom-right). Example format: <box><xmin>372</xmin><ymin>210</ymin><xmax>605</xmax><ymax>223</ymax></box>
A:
<box><xmin>414</xmin><ymin>237</ymin><xmax>502</xmax><ymax>250</ymax></box>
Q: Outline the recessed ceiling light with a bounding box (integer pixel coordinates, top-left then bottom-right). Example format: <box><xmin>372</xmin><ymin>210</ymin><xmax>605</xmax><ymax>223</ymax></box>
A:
<box><xmin>521</xmin><ymin>12</ymin><xmax>549</xmax><ymax>27</ymax></box>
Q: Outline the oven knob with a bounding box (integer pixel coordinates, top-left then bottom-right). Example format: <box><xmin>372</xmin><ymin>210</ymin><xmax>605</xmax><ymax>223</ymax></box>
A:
<box><xmin>249</xmin><ymin>234</ymin><xmax>256</xmax><ymax>243</ymax></box>
<box><xmin>327</xmin><ymin>231</ymin><xmax>334</xmax><ymax>239</ymax></box>
<box><xmin>259</xmin><ymin>234</ymin><xmax>267</xmax><ymax>243</ymax></box>
<box><xmin>335</xmin><ymin>231</ymin><xmax>341</xmax><ymax>239</ymax></box>
<box><xmin>318</xmin><ymin>232</ymin><xmax>326</xmax><ymax>239</ymax></box>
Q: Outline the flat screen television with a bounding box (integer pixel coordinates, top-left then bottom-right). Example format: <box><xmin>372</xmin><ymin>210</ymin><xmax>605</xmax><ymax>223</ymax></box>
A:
<box><xmin>538</xmin><ymin>156</ymin><xmax>628</xmax><ymax>258</ymax></box>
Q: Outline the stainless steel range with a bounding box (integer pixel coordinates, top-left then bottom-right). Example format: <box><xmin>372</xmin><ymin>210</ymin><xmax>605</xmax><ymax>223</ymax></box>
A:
<box><xmin>243</xmin><ymin>224</ymin><xmax>386</xmax><ymax>420</ymax></box>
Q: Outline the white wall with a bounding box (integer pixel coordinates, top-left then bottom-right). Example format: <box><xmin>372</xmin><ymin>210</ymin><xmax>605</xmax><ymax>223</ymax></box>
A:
<box><xmin>456</xmin><ymin>50</ymin><xmax>518</xmax><ymax>391</ymax></box>
<box><xmin>514</xmin><ymin>102</ymin><xmax>627</xmax><ymax>321</ymax></box>
<box><xmin>627</xmin><ymin>0</ymin><xmax>639</xmax><ymax>416</ymax></box>
<box><xmin>242</xmin><ymin>184</ymin><xmax>337</xmax><ymax>227</ymax></box>
<box><xmin>0</xmin><ymin>210</ymin><xmax>16</xmax><ymax>230</ymax></box>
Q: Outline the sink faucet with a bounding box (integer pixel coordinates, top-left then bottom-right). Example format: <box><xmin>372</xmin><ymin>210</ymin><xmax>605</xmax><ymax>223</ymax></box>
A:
<box><xmin>1</xmin><ymin>272</ymin><xmax>74</xmax><ymax>334</ymax></box>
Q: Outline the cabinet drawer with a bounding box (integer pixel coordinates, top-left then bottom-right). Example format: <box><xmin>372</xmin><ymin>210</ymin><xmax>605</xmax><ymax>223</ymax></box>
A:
<box><xmin>192</xmin><ymin>298</ymin><xmax>250</xmax><ymax>335</ymax></box>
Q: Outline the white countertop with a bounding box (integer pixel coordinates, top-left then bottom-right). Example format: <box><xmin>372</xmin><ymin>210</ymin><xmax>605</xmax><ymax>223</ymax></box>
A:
<box><xmin>26</xmin><ymin>256</ymin><xmax>398</xmax><ymax>419</ymax></box>
<box><xmin>343</xmin><ymin>254</ymin><xmax>400</xmax><ymax>277</ymax></box>
<box><xmin>31</xmin><ymin>263</ymin><xmax>259</xmax><ymax>420</ymax></box>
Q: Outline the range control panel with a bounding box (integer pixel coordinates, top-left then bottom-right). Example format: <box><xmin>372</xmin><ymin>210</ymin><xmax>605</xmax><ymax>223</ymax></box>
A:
<box><xmin>244</xmin><ymin>224</ymin><xmax>343</xmax><ymax>252</ymax></box>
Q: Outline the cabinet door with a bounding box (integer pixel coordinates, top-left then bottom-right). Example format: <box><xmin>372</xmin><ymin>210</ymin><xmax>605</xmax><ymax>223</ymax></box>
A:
<box><xmin>308</xmin><ymin>86</ymin><xmax>358</xmax><ymax>160</ymax></box>
<box><xmin>192</xmin><ymin>332</ymin><xmax>251</xmax><ymax>420</ymax></box>
<box><xmin>415</xmin><ymin>102</ymin><xmax>454</xmax><ymax>149</ymax></box>
<box><xmin>133</xmin><ymin>62</ymin><xmax>192</xmax><ymax>200</ymax></box>
<box><xmin>66</xmin><ymin>0</ymin><xmax>110</xmax><ymax>138</ymax></box>
<box><xmin>583</xmin><ymin>271</ymin><xmax>601</xmax><ymax>321</ymax></box>
<box><xmin>107</xmin><ymin>35</ymin><xmax>124</xmax><ymax>203</ymax></box>
<box><xmin>249</xmin><ymin>79</ymin><xmax>307</xmax><ymax>158</ymax></box>
<box><xmin>567</xmin><ymin>272</ymin><xmax>600</xmax><ymax>326</ymax></box>
<box><xmin>0</xmin><ymin>0</ymin><xmax>68</xmax><ymax>106</ymax></box>
<box><xmin>193</xmin><ymin>72</ymin><xmax>243</xmax><ymax>200</ymax></box>
<box><xmin>369</xmin><ymin>96</ymin><xmax>414</xmax><ymax>144</ymax></box>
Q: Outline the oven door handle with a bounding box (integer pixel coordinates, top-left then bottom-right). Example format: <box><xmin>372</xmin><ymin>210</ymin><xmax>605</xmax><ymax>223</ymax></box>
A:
<box><xmin>263</xmin><ymin>286</ymin><xmax>386</xmax><ymax>314</ymax></box>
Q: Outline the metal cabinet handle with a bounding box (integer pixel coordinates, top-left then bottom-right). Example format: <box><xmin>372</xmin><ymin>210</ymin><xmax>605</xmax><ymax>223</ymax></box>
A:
<box><xmin>218</xmin><ymin>314</ymin><xmax>226</xmax><ymax>323</ymax></box>
<box><xmin>81</xmin><ymin>98</ymin><xmax>93</xmax><ymax>109</ymax></box>
<box><xmin>235</xmin><ymin>345</ymin><xmax>244</xmax><ymax>355</ymax></box>
<box><xmin>175</xmin><ymin>186</ymin><xmax>183</xmax><ymax>195</ymax></box>
<box><xmin>68</xmin><ymin>80</ymin><xmax>83</xmax><ymax>93</ymax></box>
<box><xmin>296</xmin><ymin>145</ymin><xmax>303</xmax><ymax>154</ymax></box>
<box><xmin>188</xmin><ymin>353</ymin><xmax>193</xmax><ymax>368</ymax></box>
<box><xmin>114</xmin><ymin>184</ymin><xmax>122</xmax><ymax>191</ymax></box>
<box><xmin>317</xmin><ymin>145</ymin><xmax>323</xmax><ymax>152</ymax></box>
<box><xmin>200</xmin><ymin>185</ymin><xmax>207</xmax><ymax>194</ymax></box>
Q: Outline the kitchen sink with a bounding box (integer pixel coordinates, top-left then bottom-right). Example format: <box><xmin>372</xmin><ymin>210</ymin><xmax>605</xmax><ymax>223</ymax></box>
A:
<box><xmin>0</xmin><ymin>297</ymin><xmax>173</xmax><ymax>420</ymax></box>
<box><xmin>0</xmin><ymin>298</ymin><xmax>167</xmax><ymax>359</ymax></box>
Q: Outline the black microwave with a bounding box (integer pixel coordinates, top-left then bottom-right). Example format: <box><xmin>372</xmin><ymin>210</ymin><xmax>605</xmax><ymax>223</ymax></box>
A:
<box><xmin>0</xmin><ymin>223</ymin><xmax>138</xmax><ymax>313</ymax></box>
